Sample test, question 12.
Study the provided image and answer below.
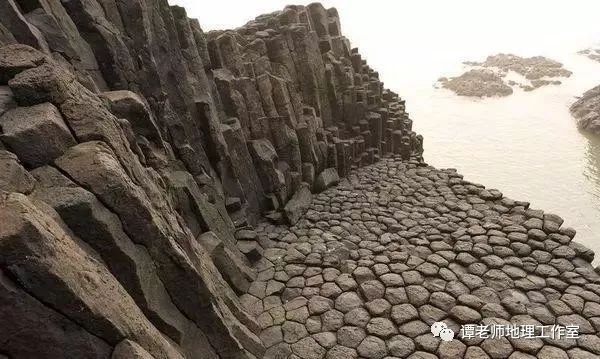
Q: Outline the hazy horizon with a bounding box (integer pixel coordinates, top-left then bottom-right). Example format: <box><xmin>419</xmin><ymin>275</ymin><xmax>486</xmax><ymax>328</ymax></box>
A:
<box><xmin>169</xmin><ymin>0</ymin><xmax>600</xmax><ymax>90</ymax></box>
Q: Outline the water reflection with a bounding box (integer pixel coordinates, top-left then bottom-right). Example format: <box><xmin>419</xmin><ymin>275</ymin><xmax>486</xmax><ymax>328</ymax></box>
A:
<box><xmin>403</xmin><ymin>52</ymin><xmax>600</xmax><ymax>264</ymax></box>
<box><xmin>583</xmin><ymin>132</ymin><xmax>600</xmax><ymax>202</ymax></box>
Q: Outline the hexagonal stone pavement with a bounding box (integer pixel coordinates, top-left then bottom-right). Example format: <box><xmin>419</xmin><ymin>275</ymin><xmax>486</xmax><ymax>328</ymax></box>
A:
<box><xmin>240</xmin><ymin>157</ymin><xmax>600</xmax><ymax>359</ymax></box>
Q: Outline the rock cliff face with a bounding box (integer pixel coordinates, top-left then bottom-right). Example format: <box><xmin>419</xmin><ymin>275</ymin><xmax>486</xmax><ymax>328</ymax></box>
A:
<box><xmin>571</xmin><ymin>85</ymin><xmax>600</xmax><ymax>134</ymax></box>
<box><xmin>0</xmin><ymin>2</ymin><xmax>422</xmax><ymax>358</ymax></box>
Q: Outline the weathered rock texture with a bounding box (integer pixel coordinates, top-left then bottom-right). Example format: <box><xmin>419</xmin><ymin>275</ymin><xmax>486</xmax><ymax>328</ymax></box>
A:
<box><xmin>3</xmin><ymin>2</ymin><xmax>598</xmax><ymax>359</ymax></box>
<box><xmin>0</xmin><ymin>2</ymin><xmax>422</xmax><ymax>358</ymax></box>
<box><xmin>438</xmin><ymin>69</ymin><xmax>513</xmax><ymax>98</ymax></box>
<box><xmin>571</xmin><ymin>85</ymin><xmax>600</xmax><ymax>134</ymax></box>
<box><xmin>579</xmin><ymin>47</ymin><xmax>600</xmax><ymax>63</ymax></box>
<box><xmin>439</xmin><ymin>54</ymin><xmax>572</xmax><ymax>97</ymax></box>
<box><xmin>246</xmin><ymin>157</ymin><xmax>600</xmax><ymax>359</ymax></box>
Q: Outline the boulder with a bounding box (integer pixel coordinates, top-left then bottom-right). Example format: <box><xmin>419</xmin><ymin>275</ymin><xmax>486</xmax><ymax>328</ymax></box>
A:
<box><xmin>269</xmin><ymin>116</ymin><xmax>302</xmax><ymax>172</ymax></box>
<box><xmin>197</xmin><ymin>231</ymin><xmax>256</xmax><ymax>294</ymax></box>
<box><xmin>0</xmin><ymin>191</ymin><xmax>184</xmax><ymax>359</ymax></box>
<box><xmin>249</xmin><ymin>138</ymin><xmax>287</xmax><ymax>195</ymax></box>
<box><xmin>8</xmin><ymin>62</ymin><xmax>155</xmax><ymax>184</ymax></box>
<box><xmin>0</xmin><ymin>85</ymin><xmax>16</xmax><ymax>115</ymax></box>
<box><xmin>31</xmin><ymin>166</ymin><xmax>189</xmax><ymax>344</ymax></box>
<box><xmin>296</xmin><ymin>120</ymin><xmax>322</xmax><ymax>170</ymax></box>
<box><xmin>571</xmin><ymin>85</ymin><xmax>600</xmax><ymax>134</ymax></box>
<box><xmin>283</xmin><ymin>182</ymin><xmax>313</xmax><ymax>225</ymax></box>
<box><xmin>256</xmin><ymin>74</ymin><xmax>278</xmax><ymax>117</ymax></box>
<box><xmin>0</xmin><ymin>267</ymin><xmax>112</xmax><ymax>359</ymax></box>
<box><xmin>0</xmin><ymin>23</ymin><xmax>16</xmax><ymax>46</ymax></box>
<box><xmin>170</xmin><ymin>5</ymin><xmax>211</xmax><ymax>100</ymax></box>
<box><xmin>0</xmin><ymin>44</ymin><xmax>46</xmax><ymax>84</ymax></box>
<box><xmin>164</xmin><ymin>170</ymin><xmax>245</xmax><ymax>255</ymax></box>
<box><xmin>234</xmin><ymin>77</ymin><xmax>267</xmax><ymax>137</ymax></box>
<box><xmin>100</xmin><ymin>90</ymin><xmax>163</xmax><ymax>144</ymax></box>
<box><xmin>237</xmin><ymin>239</ymin><xmax>263</xmax><ymax>263</ymax></box>
<box><xmin>314</xmin><ymin>167</ymin><xmax>340</xmax><ymax>192</ymax></box>
<box><xmin>222</xmin><ymin>118</ymin><xmax>266</xmax><ymax>223</ymax></box>
<box><xmin>0</xmin><ymin>102</ymin><xmax>76</xmax><ymax>167</ymax></box>
<box><xmin>189</xmin><ymin>19</ymin><xmax>211</xmax><ymax>70</ymax></box>
<box><xmin>112</xmin><ymin>340</ymin><xmax>155</xmax><ymax>359</ymax></box>
<box><xmin>302</xmin><ymin>162</ymin><xmax>316</xmax><ymax>187</ymax></box>
<box><xmin>212</xmin><ymin>32</ymin><xmax>244</xmax><ymax>76</ymax></box>
<box><xmin>0</xmin><ymin>150</ymin><xmax>35</xmax><ymax>193</ymax></box>
<box><xmin>54</xmin><ymin>142</ymin><xmax>258</xmax><ymax>358</ymax></box>
<box><xmin>8</xmin><ymin>61</ymin><xmax>80</xmax><ymax>106</ymax></box>
<box><xmin>269</xmin><ymin>73</ymin><xmax>298</xmax><ymax>125</ymax></box>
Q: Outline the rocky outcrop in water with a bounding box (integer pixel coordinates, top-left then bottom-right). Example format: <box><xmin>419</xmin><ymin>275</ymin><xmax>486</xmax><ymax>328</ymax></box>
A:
<box><xmin>571</xmin><ymin>85</ymin><xmax>600</xmax><ymax>134</ymax></box>
<box><xmin>439</xmin><ymin>54</ymin><xmax>571</xmax><ymax>97</ymax></box>
<box><xmin>578</xmin><ymin>48</ymin><xmax>600</xmax><ymax>63</ymax></box>
<box><xmin>475</xmin><ymin>54</ymin><xmax>572</xmax><ymax>81</ymax></box>
<box><xmin>438</xmin><ymin>69</ymin><xmax>513</xmax><ymax>98</ymax></box>
<box><xmin>0</xmin><ymin>2</ymin><xmax>422</xmax><ymax>358</ymax></box>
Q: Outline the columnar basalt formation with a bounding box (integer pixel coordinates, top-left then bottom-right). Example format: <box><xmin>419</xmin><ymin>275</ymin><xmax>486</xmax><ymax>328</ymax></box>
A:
<box><xmin>1</xmin><ymin>2</ymin><xmax>599</xmax><ymax>359</ymax></box>
<box><xmin>0</xmin><ymin>2</ymin><xmax>422</xmax><ymax>358</ymax></box>
<box><xmin>246</xmin><ymin>158</ymin><xmax>600</xmax><ymax>359</ymax></box>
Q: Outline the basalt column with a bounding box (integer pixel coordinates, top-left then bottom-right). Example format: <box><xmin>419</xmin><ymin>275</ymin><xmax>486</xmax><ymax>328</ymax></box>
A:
<box><xmin>0</xmin><ymin>2</ymin><xmax>422</xmax><ymax>358</ymax></box>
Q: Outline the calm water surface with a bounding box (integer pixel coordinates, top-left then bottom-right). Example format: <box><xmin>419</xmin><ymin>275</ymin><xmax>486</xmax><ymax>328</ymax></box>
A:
<box><xmin>401</xmin><ymin>52</ymin><xmax>600</xmax><ymax>263</ymax></box>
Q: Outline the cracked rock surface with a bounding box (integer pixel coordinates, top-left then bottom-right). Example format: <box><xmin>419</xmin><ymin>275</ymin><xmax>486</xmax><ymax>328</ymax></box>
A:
<box><xmin>571</xmin><ymin>84</ymin><xmax>600</xmax><ymax>135</ymax></box>
<box><xmin>1</xmin><ymin>1</ymin><xmax>598</xmax><ymax>358</ymax></box>
<box><xmin>243</xmin><ymin>157</ymin><xmax>600</xmax><ymax>359</ymax></box>
<box><xmin>438</xmin><ymin>54</ymin><xmax>572</xmax><ymax>97</ymax></box>
<box><xmin>0</xmin><ymin>2</ymin><xmax>424</xmax><ymax>357</ymax></box>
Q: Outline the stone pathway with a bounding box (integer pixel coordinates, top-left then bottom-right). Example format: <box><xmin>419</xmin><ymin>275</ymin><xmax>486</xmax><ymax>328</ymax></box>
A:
<box><xmin>240</xmin><ymin>157</ymin><xmax>600</xmax><ymax>359</ymax></box>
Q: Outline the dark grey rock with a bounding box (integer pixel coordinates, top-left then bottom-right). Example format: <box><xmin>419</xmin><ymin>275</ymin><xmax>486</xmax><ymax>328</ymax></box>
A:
<box><xmin>0</xmin><ymin>150</ymin><xmax>35</xmax><ymax>193</ymax></box>
<box><xmin>284</xmin><ymin>182</ymin><xmax>313</xmax><ymax>225</ymax></box>
<box><xmin>314</xmin><ymin>167</ymin><xmax>340</xmax><ymax>192</ymax></box>
<box><xmin>0</xmin><ymin>102</ymin><xmax>76</xmax><ymax>167</ymax></box>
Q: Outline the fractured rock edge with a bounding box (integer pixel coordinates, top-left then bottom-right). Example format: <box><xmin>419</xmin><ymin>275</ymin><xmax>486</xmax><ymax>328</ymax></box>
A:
<box><xmin>0</xmin><ymin>1</ymin><xmax>421</xmax><ymax>358</ymax></box>
<box><xmin>245</xmin><ymin>157</ymin><xmax>600</xmax><ymax>359</ymax></box>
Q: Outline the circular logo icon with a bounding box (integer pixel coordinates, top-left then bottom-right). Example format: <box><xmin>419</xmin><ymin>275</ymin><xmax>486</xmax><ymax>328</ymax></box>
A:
<box><xmin>431</xmin><ymin>321</ymin><xmax>454</xmax><ymax>342</ymax></box>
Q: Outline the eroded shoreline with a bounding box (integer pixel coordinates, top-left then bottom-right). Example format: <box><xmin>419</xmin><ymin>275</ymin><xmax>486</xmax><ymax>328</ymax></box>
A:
<box><xmin>243</xmin><ymin>156</ymin><xmax>600</xmax><ymax>359</ymax></box>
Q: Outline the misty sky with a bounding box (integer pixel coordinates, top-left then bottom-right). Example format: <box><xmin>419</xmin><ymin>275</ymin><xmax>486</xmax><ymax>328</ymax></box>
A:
<box><xmin>168</xmin><ymin>0</ymin><xmax>600</xmax><ymax>91</ymax></box>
